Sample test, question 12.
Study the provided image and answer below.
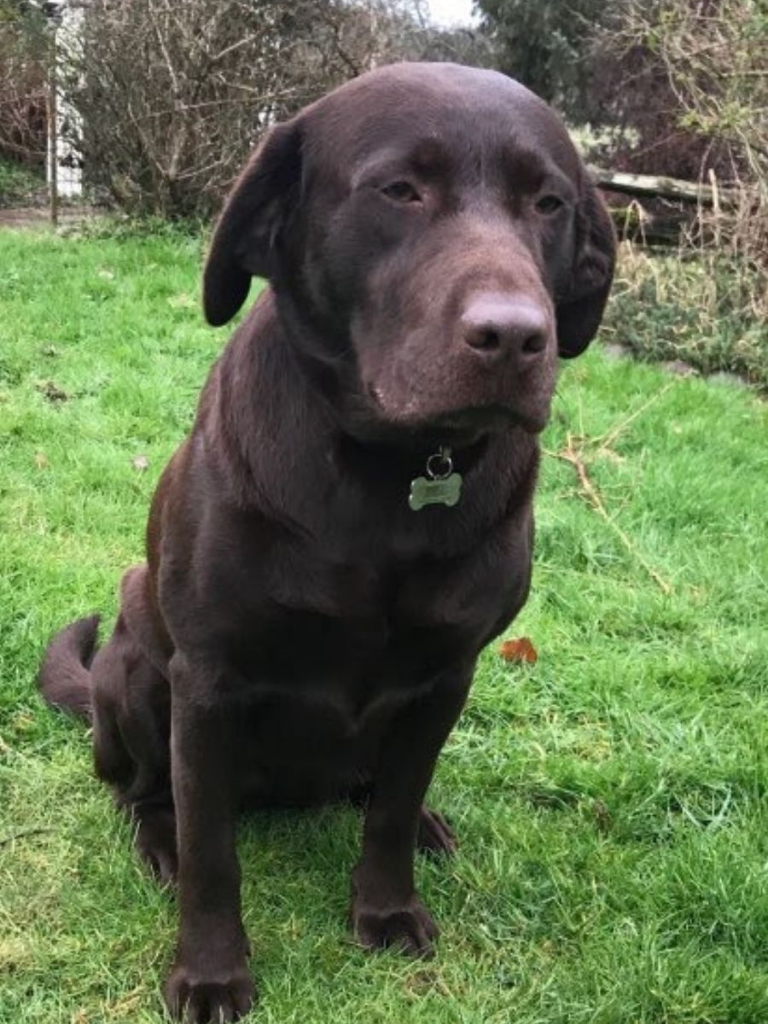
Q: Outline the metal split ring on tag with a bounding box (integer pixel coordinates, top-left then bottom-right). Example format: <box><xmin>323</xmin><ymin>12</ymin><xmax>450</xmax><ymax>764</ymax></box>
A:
<box><xmin>425</xmin><ymin>449</ymin><xmax>454</xmax><ymax>481</ymax></box>
<box><xmin>408</xmin><ymin>446</ymin><xmax>463</xmax><ymax>511</ymax></box>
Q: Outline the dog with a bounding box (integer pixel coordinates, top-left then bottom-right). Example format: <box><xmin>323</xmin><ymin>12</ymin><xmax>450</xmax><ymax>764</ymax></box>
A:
<box><xmin>38</xmin><ymin>62</ymin><xmax>615</xmax><ymax>1022</ymax></box>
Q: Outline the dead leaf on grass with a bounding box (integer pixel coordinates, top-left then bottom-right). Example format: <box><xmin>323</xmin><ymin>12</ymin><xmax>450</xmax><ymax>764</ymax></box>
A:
<box><xmin>499</xmin><ymin>637</ymin><xmax>538</xmax><ymax>664</ymax></box>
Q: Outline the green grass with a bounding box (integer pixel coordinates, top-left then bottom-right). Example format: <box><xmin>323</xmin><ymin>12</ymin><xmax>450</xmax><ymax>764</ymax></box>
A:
<box><xmin>1</xmin><ymin>227</ymin><xmax>768</xmax><ymax>1024</ymax></box>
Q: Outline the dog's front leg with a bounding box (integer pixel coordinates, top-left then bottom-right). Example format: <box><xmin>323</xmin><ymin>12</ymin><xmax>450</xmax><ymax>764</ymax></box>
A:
<box><xmin>163</xmin><ymin>655</ymin><xmax>254</xmax><ymax>1023</ymax></box>
<box><xmin>351</xmin><ymin>665</ymin><xmax>473</xmax><ymax>958</ymax></box>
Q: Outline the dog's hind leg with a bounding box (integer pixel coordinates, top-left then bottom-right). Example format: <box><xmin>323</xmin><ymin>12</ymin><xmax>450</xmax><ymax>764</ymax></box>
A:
<box><xmin>351</xmin><ymin>788</ymin><xmax>457</xmax><ymax>857</ymax></box>
<box><xmin>416</xmin><ymin>806</ymin><xmax>457</xmax><ymax>857</ymax></box>
<box><xmin>90</xmin><ymin>614</ymin><xmax>178</xmax><ymax>885</ymax></box>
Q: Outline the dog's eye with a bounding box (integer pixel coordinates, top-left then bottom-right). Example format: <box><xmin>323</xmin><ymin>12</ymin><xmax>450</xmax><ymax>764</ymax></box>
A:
<box><xmin>380</xmin><ymin>181</ymin><xmax>422</xmax><ymax>204</ymax></box>
<box><xmin>535</xmin><ymin>194</ymin><xmax>564</xmax><ymax>215</ymax></box>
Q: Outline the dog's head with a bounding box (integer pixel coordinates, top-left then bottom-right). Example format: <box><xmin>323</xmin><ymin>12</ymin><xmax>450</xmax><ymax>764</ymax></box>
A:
<box><xmin>204</xmin><ymin>63</ymin><xmax>615</xmax><ymax>443</ymax></box>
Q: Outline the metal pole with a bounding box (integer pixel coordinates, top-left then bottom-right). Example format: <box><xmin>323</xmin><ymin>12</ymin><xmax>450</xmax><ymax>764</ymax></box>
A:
<box><xmin>48</xmin><ymin>26</ymin><xmax>59</xmax><ymax>228</ymax></box>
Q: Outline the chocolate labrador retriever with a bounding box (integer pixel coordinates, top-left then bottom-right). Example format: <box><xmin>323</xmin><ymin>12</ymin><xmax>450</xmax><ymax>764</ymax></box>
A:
<box><xmin>38</xmin><ymin>62</ymin><xmax>615</xmax><ymax>1021</ymax></box>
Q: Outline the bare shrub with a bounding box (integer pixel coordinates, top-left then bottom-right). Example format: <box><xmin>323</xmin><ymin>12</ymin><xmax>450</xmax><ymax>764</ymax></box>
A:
<box><xmin>600</xmin><ymin>0</ymin><xmax>768</xmax><ymax>324</ymax></box>
<box><xmin>47</xmin><ymin>0</ymin><xmax>467</xmax><ymax>218</ymax></box>
<box><xmin>0</xmin><ymin>1</ymin><xmax>49</xmax><ymax>166</ymax></box>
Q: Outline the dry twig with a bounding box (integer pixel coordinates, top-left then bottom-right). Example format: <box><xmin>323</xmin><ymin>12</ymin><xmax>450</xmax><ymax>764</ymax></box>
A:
<box><xmin>550</xmin><ymin>434</ymin><xmax>673</xmax><ymax>595</ymax></box>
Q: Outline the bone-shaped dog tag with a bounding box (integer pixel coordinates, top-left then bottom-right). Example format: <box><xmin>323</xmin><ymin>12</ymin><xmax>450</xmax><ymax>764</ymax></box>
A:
<box><xmin>409</xmin><ymin>472</ymin><xmax>463</xmax><ymax>511</ymax></box>
<box><xmin>408</xmin><ymin>446</ymin><xmax>462</xmax><ymax>511</ymax></box>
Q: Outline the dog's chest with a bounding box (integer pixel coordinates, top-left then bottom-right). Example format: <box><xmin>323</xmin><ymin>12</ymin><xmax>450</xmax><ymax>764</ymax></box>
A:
<box><xmin>236</xmin><ymin>569</ymin><xmax>468</xmax><ymax>706</ymax></box>
<box><xmin>191</xmin><ymin>524</ymin><xmax>530</xmax><ymax>802</ymax></box>
<box><xmin>231</xmin><ymin>602</ymin><xmax>456</xmax><ymax>803</ymax></box>
<box><xmin>231</xmin><ymin>546</ymin><xmax>516</xmax><ymax>724</ymax></box>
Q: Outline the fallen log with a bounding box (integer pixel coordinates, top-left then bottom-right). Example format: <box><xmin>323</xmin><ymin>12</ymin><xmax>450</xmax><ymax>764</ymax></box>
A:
<box><xmin>590</xmin><ymin>167</ymin><xmax>738</xmax><ymax>207</ymax></box>
<box><xmin>608</xmin><ymin>203</ymin><xmax>692</xmax><ymax>246</ymax></box>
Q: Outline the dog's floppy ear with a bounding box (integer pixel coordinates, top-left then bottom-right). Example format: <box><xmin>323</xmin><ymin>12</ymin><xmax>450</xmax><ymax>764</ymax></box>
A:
<box><xmin>203</xmin><ymin>120</ymin><xmax>302</xmax><ymax>327</ymax></box>
<box><xmin>556</xmin><ymin>180</ymin><xmax>616</xmax><ymax>358</ymax></box>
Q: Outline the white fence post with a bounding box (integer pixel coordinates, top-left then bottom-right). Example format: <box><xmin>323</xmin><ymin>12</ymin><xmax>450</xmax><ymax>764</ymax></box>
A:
<box><xmin>45</xmin><ymin>0</ymin><xmax>84</xmax><ymax>209</ymax></box>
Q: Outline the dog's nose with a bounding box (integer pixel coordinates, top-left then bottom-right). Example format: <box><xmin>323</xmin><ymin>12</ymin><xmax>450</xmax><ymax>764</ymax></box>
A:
<box><xmin>461</xmin><ymin>294</ymin><xmax>549</xmax><ymax>363</ymax></box>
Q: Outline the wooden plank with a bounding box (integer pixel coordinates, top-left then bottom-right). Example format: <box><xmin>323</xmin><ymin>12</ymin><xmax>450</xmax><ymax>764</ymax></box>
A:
<box><xmin>590</xmin><ymin>167</ymin><xmax>737</xmax><ymax>206</ymax></box>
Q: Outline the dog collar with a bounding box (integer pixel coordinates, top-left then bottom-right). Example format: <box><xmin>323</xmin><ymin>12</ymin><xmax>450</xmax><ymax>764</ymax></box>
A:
<box><xmin>408</xmin><ymin>446</ymin><xmax>463</xmax><ymax>511</ymax></box>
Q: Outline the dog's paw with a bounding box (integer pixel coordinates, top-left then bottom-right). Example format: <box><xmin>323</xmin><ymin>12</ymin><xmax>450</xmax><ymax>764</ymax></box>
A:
<box><xmin>351</xmin><ymin>893</ymin><xmax>439</xmax><ymax>958</ymax></box>
<box><xmin>416</xmin><ymin>806</ymin><xmax>457</xmax><ymax>857</ymax></box>
<box><xmin>134</xmin><ymin>809</ymin><xmax>178</xmax><ymax>887</ymax></box>
<box><xmin>163</xmin><ymin>961</ymin><xmax>254</xmax><ymax>1022</ymax></box>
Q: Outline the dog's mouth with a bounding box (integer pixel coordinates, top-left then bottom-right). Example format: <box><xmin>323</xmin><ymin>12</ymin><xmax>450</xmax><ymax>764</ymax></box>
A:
<box><xmin>357</xmin><ymin>385</ymin><xmax>551</xmax><ymax>442</ymax></box>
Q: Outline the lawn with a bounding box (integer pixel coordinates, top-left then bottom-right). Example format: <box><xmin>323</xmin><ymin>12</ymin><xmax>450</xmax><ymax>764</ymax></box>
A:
<box><xmin>1</xmin><ymin>227</ymin><xmax>768</xmax><ymax>1024</ymax></box>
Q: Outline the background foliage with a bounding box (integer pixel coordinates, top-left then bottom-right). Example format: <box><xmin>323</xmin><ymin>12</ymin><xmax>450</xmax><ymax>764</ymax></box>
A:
<box><xmin>0</xmin><ymin>0</ymin><xmax>490</xmax><ymax>217</ymax></box>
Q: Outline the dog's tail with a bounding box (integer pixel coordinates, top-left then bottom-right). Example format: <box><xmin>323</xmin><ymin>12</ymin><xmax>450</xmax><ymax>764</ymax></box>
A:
<box><xmin>37</xmin><ymin>615</ymin><xmax>101</xmax><ymax>721</ymax></box>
